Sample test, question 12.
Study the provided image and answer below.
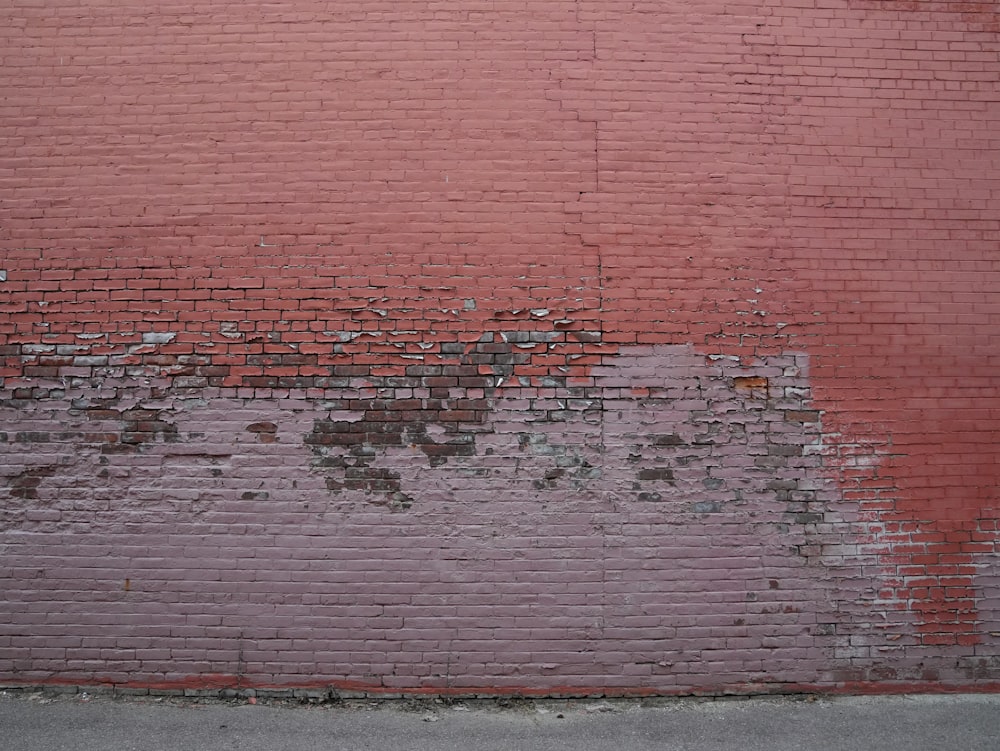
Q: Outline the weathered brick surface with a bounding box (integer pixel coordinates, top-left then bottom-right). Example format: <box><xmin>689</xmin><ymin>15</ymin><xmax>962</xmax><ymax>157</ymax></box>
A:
<box><xmin>0</xmin><ymin>1</ymin><xmax>997</xmax><ymax>694</ymax></box>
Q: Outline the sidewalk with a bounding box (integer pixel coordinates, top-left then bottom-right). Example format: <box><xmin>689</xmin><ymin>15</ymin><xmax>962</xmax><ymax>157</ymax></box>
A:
<box><xmin>2</xmin><ymin>690</ymin><xmax>998</xmax><ymax>751</ymax></box>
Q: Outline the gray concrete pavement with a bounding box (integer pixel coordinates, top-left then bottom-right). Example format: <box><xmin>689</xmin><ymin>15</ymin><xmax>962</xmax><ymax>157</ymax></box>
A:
<box><xmin>2</xmin><ymin>691</ymin><xmax>998</xmax><ymax>751</ymax></box>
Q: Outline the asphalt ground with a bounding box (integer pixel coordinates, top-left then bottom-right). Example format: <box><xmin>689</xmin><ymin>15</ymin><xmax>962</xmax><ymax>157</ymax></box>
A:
<box><xmin>2</xmin><ymin>690</ymin><xmax>998</xmax><ymax>751</ymax></box>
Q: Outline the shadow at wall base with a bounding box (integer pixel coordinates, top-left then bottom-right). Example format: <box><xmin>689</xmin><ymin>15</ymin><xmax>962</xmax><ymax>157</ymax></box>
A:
<box><xmin>2</xmin><ymin>677</ymin><xmax>999</xmax><ymax>701</ymax></box>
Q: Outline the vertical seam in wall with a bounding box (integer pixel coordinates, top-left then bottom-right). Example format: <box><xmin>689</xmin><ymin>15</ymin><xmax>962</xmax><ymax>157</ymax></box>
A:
<box><xmin>586</xmin><ymin>0</ymin><xmax>608</xmax><ymax>646</ymax></box>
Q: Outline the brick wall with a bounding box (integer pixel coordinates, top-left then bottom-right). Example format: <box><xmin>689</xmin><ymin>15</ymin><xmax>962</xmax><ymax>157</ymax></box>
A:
<box><xmin>1</xmin><ymin>1</ymin><xmax>997</xmax><ymax>695</ymax></box>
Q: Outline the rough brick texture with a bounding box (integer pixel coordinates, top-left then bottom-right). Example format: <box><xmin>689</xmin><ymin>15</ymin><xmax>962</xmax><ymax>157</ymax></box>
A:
<box><xmin>1</xmin><ymin>1</ymin><xmax>997</xmax><ymax>695</ymax></box>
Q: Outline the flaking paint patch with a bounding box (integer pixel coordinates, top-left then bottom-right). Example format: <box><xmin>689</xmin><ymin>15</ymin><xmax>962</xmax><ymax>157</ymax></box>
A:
<box><xmin>0</xmin><ymin>342</ymin><xmax>837</xmax><ymax>687</ymax></box>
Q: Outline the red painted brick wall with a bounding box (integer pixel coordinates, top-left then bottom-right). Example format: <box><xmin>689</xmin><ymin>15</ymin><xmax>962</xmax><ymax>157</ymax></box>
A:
<box><xmin>1</xmin><ymin>1</ymin><xmax>997</xmax><ymax>695</ymax></box>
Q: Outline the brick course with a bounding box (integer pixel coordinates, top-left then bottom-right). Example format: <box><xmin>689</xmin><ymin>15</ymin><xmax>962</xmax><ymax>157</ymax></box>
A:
<box><xmin>1</xmin><ymin>1</ymin><xmax>997</xmax><ymax>695</ymax></box>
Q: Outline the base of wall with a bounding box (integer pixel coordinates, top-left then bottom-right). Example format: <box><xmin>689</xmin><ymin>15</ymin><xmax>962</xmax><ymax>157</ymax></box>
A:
<box><xmin>3</xmin><ymin>678</ymin><xmax>999</xmax><ymax>702</ymax></box>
